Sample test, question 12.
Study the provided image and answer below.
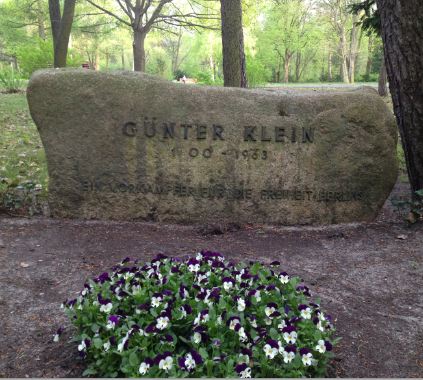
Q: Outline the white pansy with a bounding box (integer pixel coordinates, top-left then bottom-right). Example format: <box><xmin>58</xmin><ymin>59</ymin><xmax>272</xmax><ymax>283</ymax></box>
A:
<box><xmin>238</xmin><ymin>298</ymin><xmax>246</xmax><ymax>312</ymax></box>
<box><xmin>189</xmin><ymin>263</ymin><xmax>200</xmax><ymax>272</ymax></box>
<box><xmin>78</xmin><ymin>340</ymin><xmax>86</xmax><ymax>351</ymax></box>
<box><xmin>229</xmin><ymin>318</ymin><xmax>240</xmax><ymax>330</ymax></box>
<box><xmin>283</xmin><ymin>331</ymin><xmax>297</xmax><ymax>344</ymax></box>
<box><xmin>99</xmin><ymin>302</ymin><xmax>113</xmax><ymax>313</ymax></box>
<box><xmin>217</xmin><ymin>316</ymin><xmax>223</xmax><ymax>325</ymax></box>
<box><xmin>180</xmin><ymin>306</ymin><xmax>187</xmax><ymax>319</ymax></box>
<box><xmin>316</xmin><ymin>339</ymin><xmax>326</xmax><ymax>353</ymax></box>
<box><xmin>196</xmin><ymin>252</ymin><xmax>203</xmax><ymax>260</ymax></box>
<box><xmin>265</xmin><ymin>306</ymin><xmax>276</xmax><ymax>317</ymax></box>
<box><xmin>184</xmin><ymin>353</ymin><xmax>196</xmax><ymax>370</ymax></box>
<box><xmin>151</xmin><ymin>296</ymin><xmax>162</xmax><ymax>308</ymax></box>
<box><xmin>132</xmin><ymin>285</ymin><xmax>141</xmax><ymax>294</ymax></box>
<box><xmin>159</xmin><ymin>356</ymin><xmax>173</xmax><ymax>372</ymax></box>
<box><xmin>283</xmin><ymin>351</ymin><xmax>295</xmax><ymax>363</ymax></box>
<box><xmin>279</xmin><ymin>274</ymin><xmax>290</xmax><ymax>284</ymax></box>
<box><xmin>192</xmin><ymin>332</ymin><xmax>202</xmax><ymax>344</ymax></box>
<box><xmin>263</xmin><ymin>344</ymin><xmax>278</xmax><ymax>359</ymax></box>
<box><xmin>156</xmin><ymin>316</ymin><xmax>169</xmax><ymax>330</ymax></box>
<box><xmin>117</xmin><ymin>333</ymin><xmax>130</xmax><ymax>352</ymax></box>
<box><xmin>254</xmin><ymin>290</ymin><xmax>261</xmax><ymax>302</ymax></box>
<box><xmin>53</xmin><ymin>334</ymin><xmax>59</xmax><ymax>342</ymax></box>
<box><xmin>249</xmin><ymin>318</ymin><xmax>258</xmax><ymax>328</ymax></box>
<box><xmin>139</xmin><ymin>362</ymin><xmax>150</xmax><ymax>375</ymax></box>
<box><xmin>265</xmin><ymin>317</ymin><xmax>272</xmax><ymax>325</ymax></box>
<box><xmin>302</xmin><ymin>352</ymin><xmax>313</xmax><ymax>366</ymax></box>
<box><xmin>300</xmin><ymin>307</ymin><xmax>312</xmax><ymax>319</ymax></box>
<box><xmin>278</xmin><ymin>341</ymin><xmax>284</xmax><ymax>354</ymax></box>
<box><xmin>223</xmin><ymin>281</ymin><xmax>233</xmax><ymax>291</ymax></box>
<box><xmin>240</xmin><ymin>367</ymin><xmax>252</xmax><ymax>378</ymax></box>
<box><xmin>103</xmin><ymin>341</ymin><xmax>111</xmax><ymax>351</ymax></box>
<box><xmin>278</xmin><ymin>320</ymin><xmax>286</xmax><ymax>330</ymax></box>
<box><xmin>81</xmin><ymin>288</ymin><xmax>88</xmax><ymax>296</ymax></box>
<box><xmin>317</xmin><ymin>321</ymin><xmax>325</xmax><ymax>332</ymax></box>
<box><xmin>238</xmin><ymin>327</ymin><xmax>248</xmax><ymax>342</ymax></box>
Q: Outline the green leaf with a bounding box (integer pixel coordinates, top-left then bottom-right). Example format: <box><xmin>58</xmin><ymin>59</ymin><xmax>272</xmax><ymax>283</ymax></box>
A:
<box><xmin>93</xmin><ymin>337</ymin><xmax>103</xmax><ymax>349</ymax></box>
<box><xmin>129</xmin><ymin>351</ymin><xmax>139</xmax><ymax>367</ymax></box>
<box><xmin>269</xmin><ymin>328</ymin><xmax>278</xmax><ymax>339</ymax></box>
<box><xmin>82</xmin><ymin>367</ymin><xmax>98</xmax><ymax>376</ymax></box>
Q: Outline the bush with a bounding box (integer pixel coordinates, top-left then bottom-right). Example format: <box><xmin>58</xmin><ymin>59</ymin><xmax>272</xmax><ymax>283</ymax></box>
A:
<box><xmin>0</xmin><ymin>67</ymin><xmax>25</xmax><ymax>93</ymax></box>
<box><xmin>61</xmin><ymin>252</ymin><xmax>337</xmax><ymax>378</ymax></box>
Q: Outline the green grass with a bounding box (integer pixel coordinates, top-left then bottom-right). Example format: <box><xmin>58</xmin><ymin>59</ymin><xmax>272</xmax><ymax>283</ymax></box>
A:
<box><xmin>0</xmin><ymin>92</ymin><xmax>48</xmax><ymax>215</ymax></box>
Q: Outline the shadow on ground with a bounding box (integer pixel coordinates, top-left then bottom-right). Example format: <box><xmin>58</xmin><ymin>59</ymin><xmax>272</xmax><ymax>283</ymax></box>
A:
<box><xmin>0</xmin><ymin>181</ymin><xmax>422</xmax><ymax>378</ymax></box>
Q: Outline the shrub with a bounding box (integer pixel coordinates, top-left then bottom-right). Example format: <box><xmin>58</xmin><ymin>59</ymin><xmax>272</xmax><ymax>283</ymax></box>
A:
<box><xmin>61</xmin><ymin>252</ymin><xmax>337</xmax><ymax>378</ymax></box>
<box><xmin>0</xmin><ymin>67</ymin><xmax>25</xmax><ymax>93</ymax></box>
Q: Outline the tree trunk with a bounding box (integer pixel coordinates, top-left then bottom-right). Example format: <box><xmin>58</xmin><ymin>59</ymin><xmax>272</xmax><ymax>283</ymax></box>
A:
<box><xmin>295</xmin><ymin>52</ymin><xmax>301</xmax><ymax>82</ymax></box>
<box><xmin>378</xmin><ymin>57</ymin><xmax>388</xmax><ymax>96</ymax></box>
<box><xmin>37</xmin><ymin>0</ymin><xmax>46</xmax><ymax>40</ymax></box>
<box><xmin>377</xmin><ymin>0</ymin><xmax>423</xmax><ymax>195</ymax></box>
<box><xmin>283</xmin><ymin>50</ymin><xmax>292</xmax><ymax>83</ymax></box>
<box><xmin>133</xmin><ymin>29</ymin><xmax>146</xmax><ymax>72</ymax></box>
<box><xmin>328</xmin><ymin>51</ymin><xmax>333</xmax><ymax>81</ymax></box>
<box><xmin>339</xmin><ymin>28</ymin><xmax>349</xmax><ymax>83</ymax></box>
<box><xmin>220</xmin><ymin>0</ymin><xmax>247</xmax><ymax>88</ymax></box>
<box><xmin>348</xmin><ymin>14</ymin><xmax>360</xmax><ymax>84</ymax></box>
<box><xmin>365</xmin><ymin>34</ymin><xmax>374</xmax><ymax>79</ymax></box>
<box><xmin>48</xmin><ymin>0</ymin><xmax>76</xmax><ymax>68</ymax></box>
<box><xmin>121</xmin><ymin>49</ymin><xmax>125</xmax><ymax>70</ymax></box>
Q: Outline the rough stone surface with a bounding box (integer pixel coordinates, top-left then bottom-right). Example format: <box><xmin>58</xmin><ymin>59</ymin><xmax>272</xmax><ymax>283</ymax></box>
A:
<box><xmin>27</xmin><ymin>69</ymin><xmax>398</xmax><ymax>225</ymax></box>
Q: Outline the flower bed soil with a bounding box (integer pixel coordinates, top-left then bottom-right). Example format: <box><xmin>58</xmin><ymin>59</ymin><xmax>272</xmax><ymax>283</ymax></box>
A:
<box><xmin>0</xmin><ymin>181</ymin><xmax>422</xmax><ymax>378</ymax></box>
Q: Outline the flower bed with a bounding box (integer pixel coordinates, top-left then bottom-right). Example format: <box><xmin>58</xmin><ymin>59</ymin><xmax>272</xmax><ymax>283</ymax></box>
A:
<box><xmin>60</xmin><ymin>252</ymin><xmax>337</xmax><ymax>377</ymax></box>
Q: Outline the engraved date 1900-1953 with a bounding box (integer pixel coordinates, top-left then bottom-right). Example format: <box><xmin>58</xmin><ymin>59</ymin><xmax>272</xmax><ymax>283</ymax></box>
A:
<box><xmin>171</xmin><ymin>147</ymin><xmax>268</xmax><ymax>160</ymax></box>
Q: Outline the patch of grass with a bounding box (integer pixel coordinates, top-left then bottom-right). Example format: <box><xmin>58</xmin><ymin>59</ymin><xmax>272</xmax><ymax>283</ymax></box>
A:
<box><xmin>0</xmin><ymin>92</ymin><xmax>48</xmax><ymax>215</ymax></box>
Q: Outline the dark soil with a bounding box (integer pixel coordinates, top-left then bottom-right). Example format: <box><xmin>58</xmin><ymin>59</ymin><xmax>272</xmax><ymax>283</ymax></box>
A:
<box><xmin>0</xmin><ymin>181</ymin><xmax>422</xmax><ymax>378</ymax></box>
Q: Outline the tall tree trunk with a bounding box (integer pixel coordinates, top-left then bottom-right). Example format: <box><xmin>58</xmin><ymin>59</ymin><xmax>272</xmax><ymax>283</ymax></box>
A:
<box><xmin>121</xmin><ymin>49</ymin><xmax>125</xmax><ymax>70</ymax></box>
<box><xmin>378</xmin><ymin>57</ymin><xmax>388</xmax><ymax>96</ymax></box>
<box><xmin>328</xmin><ymin>51</ymin><xmax>333</xmax><ymax>81</ymax></box>
<box><xmin>377</xmin><ymin>0</ymin><xmax>423</xmax><ymax>195</ymax></box>
<box><xmin>36</xmin><ymin>0</ymin><xmax>46</xmax><ymax>40</ymax></box>
<box><xmin>283</xmin><ymin>50</ymin><xmax>292</xmax><ymax>83</ymax></box>
<box><xmin>133</xmin><ymin>29</ymin><xmax>146</xmax><ymax>72</ymax></box>
<box><xmin>348</xmin><ymin>14</ymin><xmax>360</xmax><ymax>84</ymax></box>
<box><xmin>48</xmin><ymin>0</ymin><xmax>76</xmax><ymax>67</ymax></box>
<box><xmin>295</xmin><ymin>52</ymin><xmax>301</xmax><ymax>82</ymax></box>
<box><xmin>220</xmin><ymin>0</ymin><xmax>247</xmax><ymax>88</ymax></box>
<box><xmin>340</xmin><ymin>31</ymin><xmax>349</xmax><ymax>83</ymax></box>
<box><xmin>365</xmin><ymin>34</ymin><xmax>374</xmax><ymax>80</ymax></box>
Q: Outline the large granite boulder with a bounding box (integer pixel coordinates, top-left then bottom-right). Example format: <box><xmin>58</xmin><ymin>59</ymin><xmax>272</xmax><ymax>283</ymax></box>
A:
<box><xmin>27</xmin><ymin>69</ymin><xmax>398</xmax><ymax>225</ymax></box>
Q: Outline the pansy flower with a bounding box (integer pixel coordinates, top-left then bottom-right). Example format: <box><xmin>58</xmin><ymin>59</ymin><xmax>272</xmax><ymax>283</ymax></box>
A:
<box><xmin>53</xmin><ymin>327</ymin><xmax>64</xmax><ymax>342</ymax></box>
<box><xmin>237</xmin><ymin>298</ymin><xmax>246</xmax><ymax>312</ymax></box>
<box><xmin>300</xmin><ymin>348</ymin><xmax>314</xmax><ymax>366</ymax></box>
<box><xmin>106</xmin><ymin>315</ymin><xmax>120</xmax><ymax>330</ymax></box>
<box><xmin>282</xmin><ymin>326</ymin><xmax>297</xmax><ymax>344</ymax></box>
<box><xmin>263</xmin><ymin>339</ymin><xmax>279</xmax><ymax>359</ymax></box>
<box><xmin>222</xmin><ymin>277</ymin><xmax>235</xmax><ymax>291</ymax></box>
<box><xmin>235</xmin><ymin>363</ymin><xmax>252</xmax><ymax>378</ymax></box>
<box><xmin>139</xmin><ymin>358</ymin><xmax>154</xmax><ymax>375</ymax></box>
<box><xmin>298</xmin><ymin>304</ymin><xmax>312</xmax><ymax>319</ymax></box>
<box><xmin>156</xmin><ymin>316</ymin><xmax>170</xmax><ymax>330</ymax></box>
<box><xmin>158</xmin><ymin>354</ymin><xmax>173</xmax><ymax>372</ymax></box>
<box><xmin>282</xmin><ymin>345</ymin><xmax>297</xmax><ymax>363</ymax></box>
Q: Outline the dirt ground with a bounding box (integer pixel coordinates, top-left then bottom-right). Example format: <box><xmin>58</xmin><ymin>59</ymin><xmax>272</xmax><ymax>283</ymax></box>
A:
<box><xmin>0</xmin><ymin>181</ymin><xmax>422</xmax><ymax>378</ymax></box>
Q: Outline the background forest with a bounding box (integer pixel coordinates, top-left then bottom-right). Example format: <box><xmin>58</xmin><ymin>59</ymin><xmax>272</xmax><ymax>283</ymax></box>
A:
<box><xmin>0</xmin><ymin>0</ymin><xmax>384</xmax><ymax>87</ymax></box>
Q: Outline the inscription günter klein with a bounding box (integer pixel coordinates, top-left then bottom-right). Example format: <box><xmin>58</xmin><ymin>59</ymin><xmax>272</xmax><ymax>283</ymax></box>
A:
<box><xmin>122</xmin><ymin>117</ymin><xmax>315</xmax><ymax>143</ymax></box>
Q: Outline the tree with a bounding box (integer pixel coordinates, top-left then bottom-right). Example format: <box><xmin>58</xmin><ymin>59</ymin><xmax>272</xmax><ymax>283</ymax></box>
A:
<box><xmin>49</xmin><ymin>0</ymin><xmax>76</xmax><ymax>67</ymax></box>
<box><xmin>376</xmin><ymin>0</ymin><xmax>423</xmax><ymax>196</ymax></box>
<box><xmin>220</xmin><ymin>0</ymin><xmax>247</xmax><ymax>87</ymax></box>
<box><xmin>85</xmin><ymin>0</ymin><xmax>217</xmax><ymax>72</ymax></box>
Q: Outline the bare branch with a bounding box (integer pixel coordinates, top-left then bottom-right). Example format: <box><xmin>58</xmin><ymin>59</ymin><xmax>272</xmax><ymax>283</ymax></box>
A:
<box><xmin>85</xmin><ymin>0</ymin><xmax>132</xmax><ymax>26</ymax></box>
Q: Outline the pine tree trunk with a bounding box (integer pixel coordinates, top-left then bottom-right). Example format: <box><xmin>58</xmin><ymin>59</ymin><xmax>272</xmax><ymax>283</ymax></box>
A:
<box><xmin>348</xmin><ymin>14</ymin><xmax>360</xmax><ymax>84</ymax></box>
<box><xmin>220</xmin><ymin>0</ymin><xmax>247</xmax><ymax>88</ymax></box>
<box><xmin>328</xmin><ymin>51</ymin><xmax>333</xmax><ymax>81</ymax></box>
<box><xmin>340</xmin><ymin>31</ymin><xmax>349</xmax><ymax>83</ymax></box>
<box><xmin>133</xmin><ymin>30</ymin><xmax>146</xmax><ymax>72</ymax></box>
<box><xmin>377</xmin><ymin>0</ymin><xmax>423</xmax><ymax>195</ymax></box>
